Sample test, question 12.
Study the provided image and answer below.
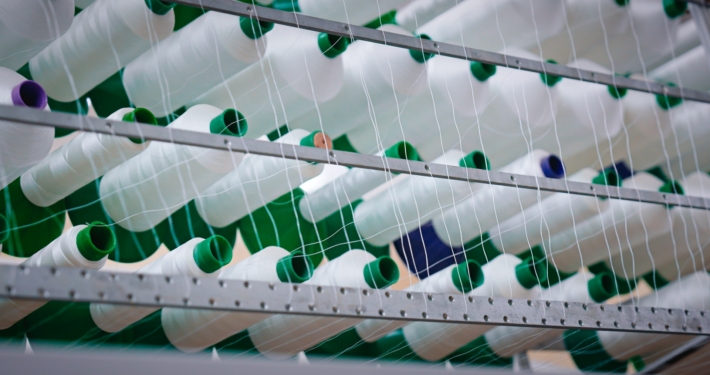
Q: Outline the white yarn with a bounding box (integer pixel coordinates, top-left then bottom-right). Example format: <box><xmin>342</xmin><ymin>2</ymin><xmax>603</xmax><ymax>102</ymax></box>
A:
<box><xmin>75</xmin><ymin>0</ymin><xmax>96</xmax><ymax>9</ymax></box>
<box><xmin>662</xmin><ymin>102</ymin><xmax>710</xmax><ymax>178</ymax></box>
<box><xmin>288</xmin><ymin>24</ymin><xmax>429</xmax><ymax>142</ymax></box>
<box><xmin>20</xmin><ymin>108</ymin><xmax>149</xmax><ymax>208</ymax></box>
<box><xmin>297</xmin><ymin>0</ymin><xmax>409</xmax><ymax>25</ymax></box>
<box><xmin>0</xmin><ymin>0</ymin><xmax>74</xmax><ymax>70</ymax></box>
<box><xmin>0</xmin><ymin>67</ymin><xmax>53</xmax><ymax>190</ymax></box>
<box><xmin>489</xmin><ymin>168</ymin><xmax>610</xmax><ymax>256</ymax></box>
<box><xmin>162</xmin><ymin>246</ymin><xmax>290</xmax><ymax>353</ymax></box>
<box><xmin>90</xmin><ymin>238</ymin><xmax>217</xmax><ymax>333</ymax></box>
<box><xmin>195</xmin><ymin>129</ymin><xmax>323</xmax><ymax>228</ymax></box>
<box><xmin>395</xmin><ymin>0</ymin><xmax>460</xmax><ymax>32</ymax></box>
<box><xmin>416</xmin><ymin>0</ymin><xmax>565</xmax><ymax>52</ymax></box>
<box><xmin>353</xmin><ymin>150</ymin><xmax>475</xmax><ymax>247</ymax></box>
<box><xmin>29</xmin><ymin>0</ymin><xmax>175</xmax><ymax>102</ymax></box>
<box><xmin>248</xmin><ymin>250</ymin><xmax>378</xmax><ymax>359</ymax></box>
<box><xmin>433</xmin><ymin>150</ymin><xmax>559</xmax><ymax>248</ymax></box>
<box><xmin>190</xmin><ymin>25</ymin><xmax>344</xmax><ymax>138</ymax></box>
<box><xmin>0</xmin><ymin>225</ymin><xmax>108</xmax><ymax>329</ymax></box>
<box><xmin>651</xmin><ymin>46</ymin><xmax>710</xmax><ymax>92</ymax></box>
<box><xmin>547</xmin><ymin>172</ymin><xmax>669</xmax><ymax>274</ymax></box>
<box><xmin>123</xmin><ymin>11</ymin><xmax>268</xmax><ymax>117</ymax></box>
<box><xmin>100</xmin><ymin>104</ymin><xmax>244</xmax><ymax>232</ymax></box>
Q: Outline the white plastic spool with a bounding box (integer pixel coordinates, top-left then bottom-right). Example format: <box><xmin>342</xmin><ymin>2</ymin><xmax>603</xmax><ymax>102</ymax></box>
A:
<box><xmin>433</xmin><ymin>150</ymin><xmax>562</xmax><ymax>248</ymax></box>
<box><xmin>0</xmin><ymin>67</ymin><xmax>53</xmax><ymax>190</ymax></box>
<box><xmin>29</xmin><ymin>0</ymin><xmax>175</xmax><ymax>102</ymax></box>
<box><xmin>123</xmin><ymin>11</ymin><xmax>269</xmax><ymax>117</ymax></box>
<box><xmin>20</xmin><ymin>108</ymin><xmax>153</xmax><ymax>208</ymax></box>
<box><xmin>0</xmin><ymin>0</ymin><xmax>74</xmax><ymax>71</ymax></box>
<box><xmin>651</xmin><ymin>46</ymin><xmax>710</xmax><ymax>93</ymax></box>
<box><xmin>194</xmin><ymin>129</ymin><xmax>324</xmax><ymax>228</ymax></box>
<box><xmin>417</xmin><ymin>0</ymin><xmax>565</xmax><ymax>52</ymax></box>
<box><xmin>0</xmin><ymin>224</ymin><xmax>111</xmax><ymax>330</ymax></box>
<box><xmin>296</xmin><ymin>0</ymin><xmax>409</xmax><ymax>25</ymax></box>
<box><xmin>289</xmin><ymin>24</ymin><xmax>430</xmax><ymax>143</ymax></box>
<box><xmin>489</xmin><ymin>168</ymin><xmax>612</xmax><ymax>257</ymax></box>
<box><xmin>395</xmin><ymin>0</ymin><xmax>460</xmax><ymax>32</ymax></box>
<box><xmin>100</xmin><ymin>105</ymin><xmax>245</xmax><ymax>232</ymax></box>
<box><xmin>190</xmin><ymin>25</ymin><xmax>345</xmax><ymax>138</ymax></box>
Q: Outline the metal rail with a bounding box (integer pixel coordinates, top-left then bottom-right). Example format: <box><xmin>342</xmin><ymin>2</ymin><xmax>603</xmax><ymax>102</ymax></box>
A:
<box><xmin>1</xmin><ymin>264</ymin><xmax>708</xmax><ymax>336</ymax></box>
<box><xmin>169</xmin><ymin>0</ymin><xmax>710</xmax><ymax>104</ymax></box>
<box><xmin>2</xmin><ymin>105</ymin><xmax>707</xmax><ymax>210</ymax></box>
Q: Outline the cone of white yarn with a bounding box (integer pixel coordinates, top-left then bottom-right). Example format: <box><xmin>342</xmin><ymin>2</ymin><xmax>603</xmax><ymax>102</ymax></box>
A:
<box><xmin>123</xmin><ymin>11</ymin><xmax>272</xmax><ymax>117</ymax></box>
<box><xmin>190</xmin><ymin>25</ymin><xmax>347</xmax><ymax>138</ymax></box>
<box><xmin>295</xmin><ymin>0</ymin><xmax>409</xmax><ymax>25</ymax></box>
<box><xmin>0</xmin><ymin>66</ymin><xmax>53</xmax><ymax>190</ymax></box>
<box><xmin>20</xmin><ymin>108</ymin><xmax>158</xmax><ymax>208</ymax></box>
<box><xmin>194</xmin><ymin>129</ymin><xmax>327</xmax><ymax>228</ymax></box>
<box><xmin>100</xmin><ymin>104</ymin><xmax>247</xmax><ymax>232</ymax></box>
<box><xmin>395</xmin><ymin>0</ymin><xmax>460</xmax><ymax>32</ymax></box>
<box><xmin>29</xmin><ymin>0</ymin><xmax>175</xmax><ymax>102</ymax></box>
<box><xmin>0</xmin><ymin>223</ymin><xmax>115</xmax><ymax>329</ymax></box>
<box><xmin>651</xmin><ymin>46</ymin><xmax>710</xmax><ymax>92</ymax></box>
<box><xmin>0</xmin><ymin>0</ymin><xmax>74</xmax><ymax>70</ymax></box>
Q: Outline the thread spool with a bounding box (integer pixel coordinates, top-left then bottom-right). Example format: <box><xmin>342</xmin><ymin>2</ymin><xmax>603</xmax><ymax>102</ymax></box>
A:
<box><xmin>395</xmin><ymin>0</ymin><xmax>460</xmax><ymax>32</ymax></box>
<box><xmin>661</xmin><ymin>102</ymin><xmax>710</xmax><ymax>178</ymax></box>
<box><xmin>100</xmin><ymin>105</ymin><xmax>247</xmax><ymax>232</ymax></box>
<box><xmin>293</xmin><ymin>0</ymin><xmax>409</xmax><ymax>25</ymax></box>
<box><xmin>29</xmin><ymin>0</ymin><xmax>175</xmax><ymax>102</ymax></box>
<box><xmin>0</xmin><ymin>67</ymin><xmax>53</xmax><ymax>190</ymax></box>
<box><xmin>651</xmin><ymin>46</ymin><xmax>710</xmax><ymax>92</ymax></box>
<box><xmin>0</xmin><ymin>0</ymin><xmax>74</xmax><ymax>70</ymax></box>
<box><xmin>123</xmin><ymin>11</ymin><xmax>271</xmax><ymax>117</ymax></box>
<box><xmin>190</xmin><ymin>26</ymin><xmax>347</xmax><ymax>138</ymax></box>
<box><xmin>20</xmin><ymin>108</ymin><xmax>159</xmax><ymax>208</ymax></box>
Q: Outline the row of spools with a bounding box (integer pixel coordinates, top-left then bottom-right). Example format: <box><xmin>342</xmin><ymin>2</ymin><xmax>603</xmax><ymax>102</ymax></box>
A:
<box><xmin>0</xmin><ymin>0</ymin><xmax>709</xmax><ymax>372</ymax></box>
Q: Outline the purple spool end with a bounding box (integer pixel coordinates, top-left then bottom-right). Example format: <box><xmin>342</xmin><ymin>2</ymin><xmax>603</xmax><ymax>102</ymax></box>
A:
<box><xmin>541</xmin><ymin>154</ymin><xmax>565</xmax><ymax>179</ymax></box>
<box><xmin>12</xmin><ymin>80</ymin><xmax>48</xmax><ymax>110</ymax></box>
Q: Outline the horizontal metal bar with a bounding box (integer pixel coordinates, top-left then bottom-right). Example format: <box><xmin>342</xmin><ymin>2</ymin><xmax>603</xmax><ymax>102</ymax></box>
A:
<box><xmin>169</xmin><ymin>0</ymin><xmax>710</xmax><ymax>104</ymax></box>
<box><xmin>3</xmin><ymin>105</ymin><xmax>707</xmax><ymax>210</ymax></box>
<box><xmin>1</xmin><ymin>264</ymin><xmax>708</xmax><ymax>337</ymax></box>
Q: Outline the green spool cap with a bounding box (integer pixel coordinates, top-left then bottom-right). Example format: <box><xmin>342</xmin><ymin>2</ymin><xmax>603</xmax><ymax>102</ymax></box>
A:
<box><xmin>517</xmin><ymin>244</ymin><xmax>546</xmax><ymax>263</ymax></box>
<box><xmin>363</xmin><ymin>10</ymin><xmax>398</xmax><ymax>29</ymax></box>
<box><xmin>656</xmin><ymin>82</ymin><xmax>683</xmax><ymax>110</ymax></box>
<box><xmin>459</xmin><ymin>150</ymin><xmax>490</xmax><ymax>170</ymax></box>
<box><xmin>145</xmin><ymin>0</ymin><xmax>176</xmax><ymax>15</ymax></box>
<box><xmin>451</xmin><ymin>260</ymin><xmax>484</xmax><ymax>293</ymax></box>
<box><xmin>210</xmin><ymin>109</ymin><xmax>248</xmax><ymax>137</ymax></box>
<box><xmin>663</xmin><ymin>0</ymin><xmax>688</xmax><ymax>19</ymax></box>
<box><xmin>630</xmin><ymin>356</ymin><xmax>646</xmax><ymax>372</ymax></box>
<box><xmin>463</xmin><ymin>232</ymin><xmax>502</xmax><ymax>265</ymax></box>
<box><xmin>193</xmin><ymin>235</ymin><xmax>233</xmax><ymax>274</ymax></box>
<box><xmin>318</xmin><ymin>33</ymin><xmax>349</xmax><ymax>59</ymax></box>
<box><xmin>0</xmin><ymin>214</ymin><xmax>8</xmax><ymax>244</ymax></box>
<box><xmin>587</xmin><ymin>260</ymin><xmax>609</xmax><ymax>275</ymax></box>
<box><xmin>659</xmin><ymin>179</ymin><xmax>684</xmax><ymax>208</ymax></box>
<box><xmin>240</xmin><ymin>17</ymin><xmax>274</xmax><ymax>40</ymax></box>
<box><xmin>364</xmin><ymin>256</ymin><xmax>400</xmax><ymax>289</ymax></box>
<box><xmin>332</xmin><ymin>134</ymin><xmax>359</xmax><ymax>153</ymax></box>
<box><xmin>563</xmin><ymin>330</ymin><xmax>629</xmax><ymax>373</ymax></box>
<box><xmin>515</xmin><ymin>257</ymin><xmax>547</xmax><ymax>289</ymax></box>
<box><xmin>641</xmin><ymin>270</ymin><xmax>671</xmax><ymax>290</ymax></box>
<box><xmin>409</xmin><ymin>34</ymin><xmax>435</xmax><ymax>63</ymax></box>
<box><xmin>544</xmin><ymin>261</ymin><xmax>575</xmax><ymax>287</ymax></box>
<box><xmin>272</xmin><ymin>0</ymin><xmax>300</xmax><ymax>12</ymax></box>
<box><xmin>470</xmin><ymin>62</ymin><xmax>496</xmax><ymax>82</ymax></box>
<box><xmin>614</xmin><ymin>0</ymin><xmax>630</xmax><ymax>6</ymax></box>
<box><xmin>383</xmin><ymin>141</ymin><xmax>419</xmax><ymax>161</ymax></box>
<box><xmin>76</xmin><ymin>222</ymin><xmax>116</xmax><ymax>262</ymax></box>
<box><xmin>122</xmin><ymin>107</ymin><xmax>159</xmax><ymax>144</ymax></box>
<box><xmin>276</xmin><ymin>250</ymin><xmax>314</xmax><ymax>283</ymax></box>
<box><xmin>540</xmin><ymin>60</ymin><xmax>562</xmax><ymax>87</ymax></box>
<box><xmin>588</xmin><ymin>272</ymin><xmax>617</xmax><ymax>303</ymax></box>
<box><xmin>607</xmin><ymin>85</ymin><xmax>627</xmax><ymax>99</ymax></box>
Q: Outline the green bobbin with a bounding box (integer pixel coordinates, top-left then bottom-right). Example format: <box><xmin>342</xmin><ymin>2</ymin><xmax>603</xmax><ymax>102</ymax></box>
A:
<box><xmin>193</xmin><ymin>235</ymin><xmax>233</xmax><ymax>274</ymax></box>
<box><xmin>364</xmin><ymin>256</ymin><xmax>399</xmax><ymax>289</ymax></box>
<box><xmin>276</xmin><ymin>250</ymin><xmax>314</xmax><ymax>283</ymax></box>
<box><xmin>210</xmin><ymin>109</ymin><xmax>248</xmax><ymax>137</ymax></box>
<box><xmin>76</xmin><ymin>221</ymin><xmax>116</xmax><ymax>261</ymax></box>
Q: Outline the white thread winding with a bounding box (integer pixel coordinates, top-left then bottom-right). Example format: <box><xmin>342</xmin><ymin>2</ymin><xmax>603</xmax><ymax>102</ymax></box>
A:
<box><xmin>297</xmin><ymin>0</ymin><xmax>409</xmax><ymax>25</ymax></box>
<box><xmin>395</xmin><ymin>0</ymin><xmax>460</xmax><ymax>32</ymax></box>
<box><xmin>651</xmin><ymin>46</ymin><xmax>710</xmax><ymax>92</ymax></box>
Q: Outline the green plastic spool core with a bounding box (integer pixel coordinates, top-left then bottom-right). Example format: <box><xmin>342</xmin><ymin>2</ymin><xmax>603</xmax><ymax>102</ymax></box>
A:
<box><xmin>384</xmin><ymin>141</ymin><xmax>419</xmax><ymax>161</ymax></box>
<box><xmin>470</xmin><ymin>62</ymin><xmax>496</xmax><ymax>82</ymax></box>
<box><xmin>607</xmin><ymin>85</ymin><xmax>627</xmax><ymax>99</ymax></box>
<box><xmin>642</xmin><ymin>270</ymin><xmax>671</xmax><ymax>290</ymax></box>
<box><xmin>0</xmin><ymin>214</ymin><xmax>8</xmax><ymax>244</ymax></box>
<box><xmin>76</xmin><ymin>222</ymin><xmax>116</xmax><ymax>262</ymax></box>
<box><xmin>193</xmin><ymin>235</ymin><xmax>233</xmax><ymax>274</ymax></box>
<box><xmin>659</xmin><ymin>179</ymin><xmax>684</xmax><ymax>208</ymax></box>
<box><xmin>145</xmin><ymin>0</ymin><xmax>176</xmax><ymax>15</ymax></box>
<box><xmin>363</xmin><ymin>10</ymin><xmax>398</xmax><ymax>29</ymax></box>
<box><xmin>459</xmin><ymin>150</ymin><xmax>490</xmax><ymax>170</ymax></box>
<box><xmin>210</xmin><ymin>109</ymin><xmax>248</xmax><ymax>137</ymax></box>
<box><xmin>515</xmin><ymin>257</ymin><xmax>547</xmax><ymax>289</ymax></box>
<box><xmin>452</xmin><ymin>260</ymin><xmax>484</xmax><ymax>293</ymax></box>
<box><xmin>364</xmin><ymin>256</ymin><xmax>400</xmax><ymax>289</ymax></box>
<box><xmin>318</xmin><ymin>33</ymin><xmax>349</xmax><ymax>59</ymax></box>
<box><xmin>410</xmin><ymin>34</ymin><xmax>435</xmax><ymax>63</ymax></box>
<box><xmin>123</xmin><ymin>107</ymin><xmax>159</xmax><ymax>144</ymax></box>
<box><xmin>564</xmin><ymin>330</ymin><xmax>629</xmax><ymax>373</ymax></box>
<box><xmin>272</xmin><ymin>0</ymin><xmax>301</xmax><ymax>12</ymax></box>
<box><xmin>614</xmin><ymin>0</ymin><xmax>630</xmax><ymax>6</ymax></box>
<box><xmin>588</xmin><ymin>272</ymin><xmax>617</xmax><ymax>303</ymax></box>
<box><xmin>656</xmin><ymin>82</ymin><xmax>683</xmax><ymax>110</ymax></box>
<box><xmin>240</xmin><ymin>17</ymin><xmax>274</xmax><ymax>40</ymax></box>
<box><xmin>592</xmin><ymin>169</ymin><xmax>621</xmax><ymax>187</ymax></box>
<box><xmin>540</xmin><ymin>60</ymin><xmax>562</xmax><ymax>87</ymax></box>
<box><xmin>663</xmin><ymin>0</ymin><xmax>688</xmax><ymax>19</ymax></box>
<box><xmin>276</xmin><ymin>250</ymin><xmax>314</xmax><ymax>283</ymax></box>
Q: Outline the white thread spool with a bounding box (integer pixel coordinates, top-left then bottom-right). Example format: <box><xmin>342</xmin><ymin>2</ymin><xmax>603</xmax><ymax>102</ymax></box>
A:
<box><xmin>123</xmin><ymin>11</ymin><xmax>270</xmax><ymax>117</ymax></box>
<box><xmin>395</xmin><ymin>0</ymin><xmax>460</xmax><ymax>32</ymax></box>
<box><xmin>0</xmin><ymin>67</ymin><xmax>53</xmax><ymax>190</ymax></box>
<box><xmin>0</xmin><ymin>0</ymin><xmax>74</xmax><ymax>70</ymax></box>
<box><xmin>651</xmin><ymin>46</ymin><xmax>710</xmax><ymax>92</ymax></box>
<box><xmin>288</xmin><ymin>24</ymin><xmax>430</xmax><ymax>141</ymax></box>
<box><xmin>194</xmin><ymin>129</ymin><xmax>325</xmax><ymax>228</ymax></box>
<box><xmin>100</xmin><ymin>104</ymin><xmax>246</xmax><ymax>232</ymax></box>
<box><xmin>296</xmin><ymin>0</ymin><xmax>409</xmax><ymax>25</ymax></box>
<box><xmin>433</xmin><ymin>150</ymin><xmax>564</xmax><ymax>248</ymax></box>
<box><xmin>20</xmin><ymin>108</ymin><xmax>156</xmax><ymax>208</ymax></box>
<box><xmin>489</xmin><ymin>168</ymin><xmax>614</xmax><ymax>257</ymax></box>
<box><xmin>662</xmin><ymin>101</ymin><xmax>710</xmax><ymax>178</ymax></box>
<box><xmin>0</xmin><ymin>224</ymin><xmax>113</xmax><ymax>329</ymax></box>
<box><xmin>190</xmin><ymin>25</ymin><xmax>346</xmax><ymax>138</ymax></box>
<box><xmin>29</xmin><ymin>0</ymin><xmax>175</xmax><ymax>102</ymax></box>
<box><xmin>417</xmin><ymin>0</ymin><xmax>565</xmax><ymax>52</ymax></box>
<box><xmin>75</xmin><ymin>0</ymin><xmax>96</xmax><ymax>9</ymax></box>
